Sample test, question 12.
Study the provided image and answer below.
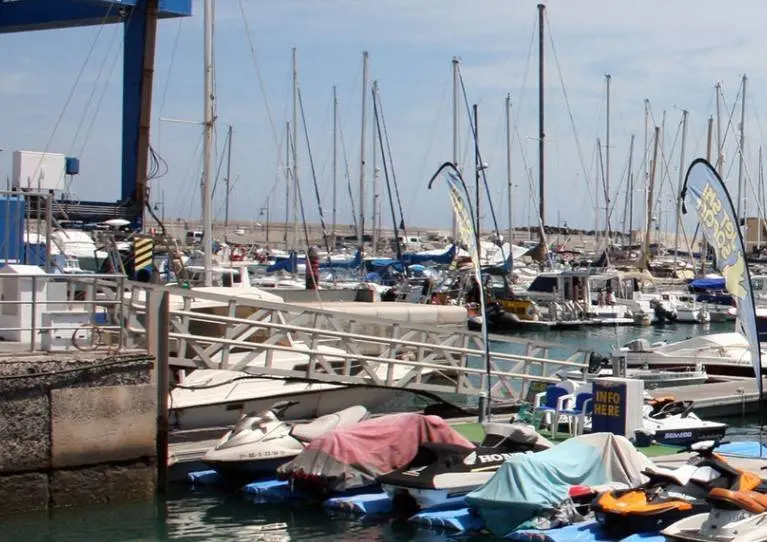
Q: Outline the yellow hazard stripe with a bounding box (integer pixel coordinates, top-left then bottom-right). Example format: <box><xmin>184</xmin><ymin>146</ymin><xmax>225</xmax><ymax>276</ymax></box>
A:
<box><xmin>133</xmin><ymin>238</ymin><xmax>154</xmax><ymax>270</ymax></box>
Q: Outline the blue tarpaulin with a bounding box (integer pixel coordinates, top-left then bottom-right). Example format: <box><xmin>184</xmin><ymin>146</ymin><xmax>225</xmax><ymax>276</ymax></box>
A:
<box><xmin>689</xmin><ymin>277</ymin><xmax>725</xmax><ymax>290</ymax></box>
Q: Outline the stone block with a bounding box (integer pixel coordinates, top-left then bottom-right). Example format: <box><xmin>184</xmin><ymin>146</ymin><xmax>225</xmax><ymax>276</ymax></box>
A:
<box><xmin>50</xmin><ymin>461</ymin><xmax>155</xmax><ymax>508</ymax></box>
<box><xmin>52</xmin><ymin>384</ymin><xmax>156</xmax><ymax>469</ymax></box>
<box><xmin>0</xmin><ymin>473</ymin><xmax>49</xmax><ymax>515</ymax></box>
<box><xmin>50</xmin><ymin>467</ymin><xmax>108</xmax><ymax>507</ymax></box>
<box><xmin>0</xmin><ymin>391</ymin><xmax>50</xmax><ymax>473</ymax></box>
<box><xmin>103</xmin><ymin>461</ymin><xmax>155</xmax><ymax>504</ymax></box>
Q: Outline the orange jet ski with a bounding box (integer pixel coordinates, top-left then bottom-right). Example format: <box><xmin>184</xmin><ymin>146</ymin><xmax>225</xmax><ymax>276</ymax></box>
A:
<box><xmin>592</xmin><ymin>440</ymin><xmax>764</xmax><ymax>537</ymax></box>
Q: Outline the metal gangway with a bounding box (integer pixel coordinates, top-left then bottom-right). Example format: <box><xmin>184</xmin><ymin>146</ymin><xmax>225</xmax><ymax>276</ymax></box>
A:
<box><xmin>122</xmin><ymin>282</ymin><xmax>592</xmax><ymax>403</ymax></box>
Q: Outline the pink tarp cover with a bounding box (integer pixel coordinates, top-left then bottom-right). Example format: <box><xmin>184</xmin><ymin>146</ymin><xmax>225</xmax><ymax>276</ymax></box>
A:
<box><xmin>278</xmin><ymin>413</ymin><xmax>474</xmax><ymax>492</ymax></box>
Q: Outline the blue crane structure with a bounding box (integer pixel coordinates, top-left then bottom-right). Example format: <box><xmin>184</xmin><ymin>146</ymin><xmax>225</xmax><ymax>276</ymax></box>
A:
<box><xmin>0</xmin><ymin>0</ymin><xmax>192</xmax><ymax>228</ymax></box>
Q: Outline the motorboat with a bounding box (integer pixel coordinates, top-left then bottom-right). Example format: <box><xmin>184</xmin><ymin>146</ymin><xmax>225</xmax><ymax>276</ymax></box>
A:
<box><xmin>612</xmin><ymin>333</ymin><xmax>767</xmax><ymax>378</ymax></box>
<box><xmin>276</xmin><ymin>413</ymin><xmax>474</xmax><ymax>495</ymax></box>
<box><xmin>465</xmin><ymin>433</ymin><xmax>653</xmax><ymax>536</ymax></box>
<box><xmin>662</xmin><ymin>463</ymin><xmax>767</xmax><ymax>541</ymax></box>
<box><xmin>639</xmin><ymin>397</ymin><xmax>728</xmax><ymax>446</ymax></box>
<box><xmin>202</xmin><ymin>402</ymin><xmax>369</xmax><ymax>479</ymax></box>
<box><xmin>378</xmin><ymin>422</ymin><xmax>553</xmax><ymax>514</ymax></box>
<box><xmin>592</xmin><ymin>440</ymin><xmax>741</xmax><ymax>536</ymax></box>
<box><xmin>564</xmin><ymin>363</ymin><xmax>708</xmax><ymax>389</ymax></box>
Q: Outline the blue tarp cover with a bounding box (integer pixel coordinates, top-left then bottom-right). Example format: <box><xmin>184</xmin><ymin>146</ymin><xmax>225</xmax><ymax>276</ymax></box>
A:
<box><xmin>466</xmin><ymin>433</ymin><xmax>651</xmax><ymax>537</ymax></box>
<box><xmin>689</xmin><ymin>277</ymin><xmax>725</xmax><ymax>290</ymax></box>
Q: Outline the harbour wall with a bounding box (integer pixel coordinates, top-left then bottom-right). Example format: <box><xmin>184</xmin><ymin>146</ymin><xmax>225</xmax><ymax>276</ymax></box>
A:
<box><xmin>0</xmin><ymin>350</ymin><xmax>156</xmax><ymax>516</ymax></box>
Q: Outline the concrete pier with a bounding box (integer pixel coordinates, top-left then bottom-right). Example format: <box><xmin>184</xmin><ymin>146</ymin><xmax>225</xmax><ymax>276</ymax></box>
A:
<box><xmin>0</xmin><ymin>350</ymin><xmax>156</xmax><ymax>516</ymax></box>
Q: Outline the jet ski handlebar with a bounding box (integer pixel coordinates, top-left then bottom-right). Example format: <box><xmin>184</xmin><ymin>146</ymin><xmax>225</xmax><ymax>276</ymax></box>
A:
<box><xmin>270</xmin><ymin>400</ymin><xmax>300</xmax><ymax>417</ymax></box>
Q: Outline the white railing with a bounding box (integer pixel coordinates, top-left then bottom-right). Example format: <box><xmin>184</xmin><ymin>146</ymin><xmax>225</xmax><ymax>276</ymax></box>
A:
<box><xmin>0</xmin><ymin>272</ymin><xmax>126</xmax><ymax>352</ymax></box>
<box><xmin>126</xmin><ymin>282</ymin><xmax>591</xmax><ymax>402</ymax></box>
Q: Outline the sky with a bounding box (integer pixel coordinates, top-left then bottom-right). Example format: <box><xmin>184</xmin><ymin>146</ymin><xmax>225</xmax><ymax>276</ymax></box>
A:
<box><xmin>2</xmin><ymin>0</ymin><xmax>767</xmax><ymax>236</ymax></box>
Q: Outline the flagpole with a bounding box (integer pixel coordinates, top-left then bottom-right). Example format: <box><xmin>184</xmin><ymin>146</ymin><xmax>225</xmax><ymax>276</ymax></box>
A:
<box><xmin>429</xmin><ymin>162</ymin><xmax>492</xmax><ymax>422</ymax></box>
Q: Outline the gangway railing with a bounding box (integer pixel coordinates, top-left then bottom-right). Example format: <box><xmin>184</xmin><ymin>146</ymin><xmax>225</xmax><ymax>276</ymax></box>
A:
<box><xmin>125</xmin><ymin>282</ymin><xmax>591</xmax><ymax>402</ymax></box>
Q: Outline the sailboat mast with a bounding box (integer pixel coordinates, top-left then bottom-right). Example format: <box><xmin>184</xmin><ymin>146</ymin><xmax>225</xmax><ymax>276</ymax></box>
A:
<box><xmin>642</xmin><ymin>126</ymin><xmax>660</xmax><ymax>270</ymax></box>
<box><xmin>702</xmin><ymin>116</ymin><xmax>713</xmax><ymax>275</ymax></box>
<box><xmin>537</xmin><ymin>3</ymin><xmax>546</xmax><ymax>253</ymax></box>
<box><xmin>452</xmin><ymin>57</ymin><xmax>460</xmax><ymax>242</ymax></box>
<box><xmin>605</xmin><ymin>73</ymin><xmax>611</xmax><ymax>246</ymax></box>
<box><xmin>760</xmin><ymin>146</ymin><xmax>764</xmax><ymax>250</ymax></box>
<box><xmin>291</xmin><ymin>48</ymin><xmax>299</xmax><ymax>254</ymax></box>
<box><xmin>332</xmin><ymin>85</ymin><xmax>338</xmax><ymax>241</ymax></box>
<box><xmin>716</xmin><ymin>82</ymin><xmax>724</xmax><ymax>176</ymax></box>
<box><xmin>284</xmin><ymin>121</ymin><xmax>290</xmax><ymax>250</ymax></box>
<box><xmin>224</xmin><ymin>124</ymin><xmax>233</xmax><ymax>239</ymax></box>
<box><xmin>474</xmin><ymin>103</ymin><xmax>481</xmax><ymax>262</ymax></box>
<box><xmin>737</xmin><ymin>74</ymin><xmax>747</xmax><ymax>218</ymax></box>
<box><xmin>643</xmin><ymin>99</ymin><xmax>650</xmax><ymax>236</ymax></box>
<box><xmin>371</xmin><ymin>80</ymin><xmax>379</xmax><ymax>255</ymax></box>
<box><xmin>673</xmin><ymin>109</ymin><xmax>689</xmax><ymax>270</ymax></box>
<box><xmin>357</xmin><ymin>51</ymin><xmax>369</xmax><ymax>258</ymax></box>
<box><xmin>201</xmin><ymin>0</ymin><xmax>214</xmax><ymax>286</ymax></box>
<box><xmin>627</xmin><ymin>133</ymin><xmax>635</xmax><ymax>243</ymax></box>
<box><xmin>506</xmin><ymin>92</ymin><xmax>513</xmax><ymax>248</ymax></box>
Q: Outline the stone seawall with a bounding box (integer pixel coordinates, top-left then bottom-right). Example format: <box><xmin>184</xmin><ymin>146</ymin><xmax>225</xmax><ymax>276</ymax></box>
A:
<box><xmin>0</xmin><ymin>350</ymin><xmax>156</xmax><ymax>516</ymax></box>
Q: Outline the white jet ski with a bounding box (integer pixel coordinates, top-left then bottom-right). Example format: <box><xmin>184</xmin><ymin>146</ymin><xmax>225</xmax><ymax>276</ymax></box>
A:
<box><xmin>663</xmin><ymin>465</ymin><xmax>767</xmax><ymax>541</ymax></box>
<box><xmin>203</xmin><ymin>401</ymin><xmax>369</xmax><ymax>479</ymax></box>
<box><xmin>641</xmin><ymin>397</ymin><xmax>727</xmax><ymax>446</ymax></box>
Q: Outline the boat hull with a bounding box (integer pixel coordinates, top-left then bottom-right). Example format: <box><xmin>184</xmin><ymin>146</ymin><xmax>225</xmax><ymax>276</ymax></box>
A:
<box><xmin>170</xmin><ymin>384</ymin><xmax>403</xmax><ymax>431</ymax></box>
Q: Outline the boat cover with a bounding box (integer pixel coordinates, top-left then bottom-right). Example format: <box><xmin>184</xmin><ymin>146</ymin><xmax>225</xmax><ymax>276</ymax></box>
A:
<box><xmin>277</xmin><ymin>413</ymin><xmax>473</xmax><ymax>493</ymax></box>
<box><xmin>465</xmin><ymin>433</ymin><xmax>653</xmax><ymax>536</ymax></box>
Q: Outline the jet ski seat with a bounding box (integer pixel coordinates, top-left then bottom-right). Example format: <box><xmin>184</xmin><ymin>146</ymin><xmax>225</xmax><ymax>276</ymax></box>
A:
<box><xmin>708</xmin><ymin>487</ymin><xmax>767</xmax><ymax>514</ymax></box>
<box><xmin>481</xmin><ymin>422</ymin><xmax>554</xmax><ymax>451</ymax></box>
<box><xmin>290</xmin><ymin>405</ymin><xmax>369</xmax><ymax>442</ymax></box>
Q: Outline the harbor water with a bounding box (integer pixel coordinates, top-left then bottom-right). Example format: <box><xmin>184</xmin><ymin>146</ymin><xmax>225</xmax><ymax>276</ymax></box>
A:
<box><xmin>3</xmin><ymin>321</ymin><xmax>761</xmax><ymax>542</ymax></box>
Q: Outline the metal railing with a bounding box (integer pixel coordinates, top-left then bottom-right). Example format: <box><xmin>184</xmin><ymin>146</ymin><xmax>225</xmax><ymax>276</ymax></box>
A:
<box><xmin>0</xmin><ymin>272</ymin><xmax>126</xmax><ymax>353</ymax></box>
<box><xmin>126</xmin><ymin>282</ymin><xmax>591</xmax><ymax>402</ymax></box>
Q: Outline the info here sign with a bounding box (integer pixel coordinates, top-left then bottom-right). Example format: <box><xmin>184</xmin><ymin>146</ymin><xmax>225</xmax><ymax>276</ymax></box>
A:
<box><xmin>590</xmin><ymin>377</ymin><xmax>644</xmax><ymax>437</ymax></box>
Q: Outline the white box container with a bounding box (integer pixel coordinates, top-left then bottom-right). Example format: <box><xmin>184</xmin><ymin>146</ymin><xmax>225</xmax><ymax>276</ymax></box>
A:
<box><xmin>12</xmin><ymin>150</ymin><xmax>66</xmax><ymax>192</ymax></box>
<box><xmin>41</xmin><ymin>311</ymin><xmax>91</xmax><ymax>351</ymax></box>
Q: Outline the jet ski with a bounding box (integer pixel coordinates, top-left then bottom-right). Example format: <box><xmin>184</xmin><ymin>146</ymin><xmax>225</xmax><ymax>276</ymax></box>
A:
<box><xmin>378</xmin><ymin>422</ymin><xmax>553</xmax><ymax>515</ymax></box>
<box><xmin>641</xmin><ymin>396</ymin><xmax>728</xmax><ymax>446</ymax></box>
<box><xmin>663</xmin><ymin>463</ymin><xmax>767</xmax><ymax>541</ymax></box>
<box><xmin>591</xmin><ymin>440</ymin><xmax>744</xmax><ymax>536</ymax></box>
<box><xmin>202</xmin><ymin>401</ymin><xmax>369</xmax><ymax>479</ymax></box>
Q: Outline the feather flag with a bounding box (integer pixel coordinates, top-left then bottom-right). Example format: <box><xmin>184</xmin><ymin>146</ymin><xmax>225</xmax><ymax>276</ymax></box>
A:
<box><xmin>444</xmin><ymin>169</ymin><xmax>482</xmax><ymax>284</ymax></box>
<box><xmin>681</xmin><ymin>158</ymin><xmax>762</xmax><ymax>396</ymax></box>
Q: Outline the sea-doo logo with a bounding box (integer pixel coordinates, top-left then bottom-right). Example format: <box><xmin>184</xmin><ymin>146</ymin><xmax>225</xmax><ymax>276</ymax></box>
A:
<box><xmin>664</xmin><ymin>431</ymin><xmax>693</xmax><ymax>439</ymax></box>
<box><xmin>402</xmin><ymin>466</ymin><xmax>428</xmax><ymax>477</ymax></box>
<box><xmin>478</xmin><ymin>453</ymin><xmax>518</xmax><ymax>464</ymax></box>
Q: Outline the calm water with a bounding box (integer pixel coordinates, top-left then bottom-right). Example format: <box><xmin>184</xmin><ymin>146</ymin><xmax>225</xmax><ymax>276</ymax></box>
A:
<box><xmin>2</xmin><ymin>321</ymin><xmax>760</xmax><ymax>542</ymax></box>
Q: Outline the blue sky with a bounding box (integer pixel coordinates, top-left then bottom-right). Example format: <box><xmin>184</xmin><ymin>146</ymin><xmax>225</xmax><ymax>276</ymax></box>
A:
<box><xmin>1</xmin><ymin>0</ymin><xmax>766</xmax><ymax>235</ymax></box>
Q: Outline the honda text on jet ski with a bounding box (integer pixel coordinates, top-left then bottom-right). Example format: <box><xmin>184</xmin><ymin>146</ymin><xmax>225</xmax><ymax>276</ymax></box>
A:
<box><xmin>378</xmin><ymin>422</ymin><xmax>553</xmax><ymax>515</ymax></box>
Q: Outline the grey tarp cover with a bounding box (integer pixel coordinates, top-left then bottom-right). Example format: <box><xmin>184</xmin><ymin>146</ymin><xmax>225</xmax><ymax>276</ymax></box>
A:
<box><xmin>465</xmin><ymin>432</ymin><xmax>653</xmax><ymax>536</ymax></box>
